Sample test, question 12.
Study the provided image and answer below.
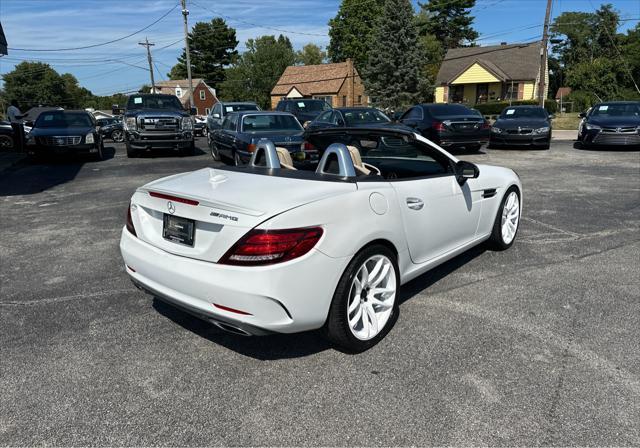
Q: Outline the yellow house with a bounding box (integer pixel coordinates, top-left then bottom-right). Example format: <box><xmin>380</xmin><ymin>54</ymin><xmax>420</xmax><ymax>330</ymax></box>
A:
<box><xmin>435</xmin><ymin>42</ymin><xmax>548</xmax><ymax>105</ymax></box>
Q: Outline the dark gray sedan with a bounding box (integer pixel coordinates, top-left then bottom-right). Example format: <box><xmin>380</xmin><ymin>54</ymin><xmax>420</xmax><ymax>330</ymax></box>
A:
<box><xmin>489</xmin><ymin>106</ymin><xmax>552</xmax><ymax>149</ymax></box>
<box><xmin>209</xmin><ymin>111</ymin><xmax>305</xmax><ymax>165</ymax></box>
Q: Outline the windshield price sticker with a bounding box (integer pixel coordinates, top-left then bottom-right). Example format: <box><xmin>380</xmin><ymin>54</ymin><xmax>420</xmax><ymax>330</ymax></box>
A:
<box><xmin>225</xmin><ymin>106</ymin><xmax>234</xmax><ymax>112</ymax></box>
<box><xmin>506</xmin><ymin>109</ymin><xmax>515</xmax><ymax>115</ymax></box>
<box><xmin>134</xmin><ymin>97</ymin><xmax>143</xmax><ymax>104</ymax></box>
<box><xmin>297</xmin><ymin>102</ymin><xmax>306</xmax><ymax>108</ymax></box>
<box><xmin>599</xmin><ymin>105</ymin><xmax>609</xmax><ymax>111</ymax></box>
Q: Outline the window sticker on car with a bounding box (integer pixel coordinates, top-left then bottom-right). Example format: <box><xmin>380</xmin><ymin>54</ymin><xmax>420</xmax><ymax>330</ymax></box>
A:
<box><xmin>134</xmin><ymin>97</ymin><xmax>142</xmax><ymax>104</ymax></box>
<box><xmin>599</xmin><ymin>105</ymin><xmax>609</xmax><ymax>111</ymax></box>
<box><xmin>44</xmin><ymin>115</ymin><xmax>54</xmax><ymax>121</ymax></box>
<box><xmin>506</xmin><ymin>109</ymin><xmax>515</xmax><ymax>115</ymax></box>
<box><xmin>225</xmin><ymin>106</ymin><xmax>234</xmax><ymax>112</ymax></box>
<box><xmin>298</xmin><ymin>102</ymin><xmax>306</xmax><ymax>108</ymax></box>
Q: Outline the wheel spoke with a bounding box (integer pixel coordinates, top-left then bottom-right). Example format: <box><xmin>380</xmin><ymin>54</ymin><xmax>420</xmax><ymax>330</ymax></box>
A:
<box><xmin>349</xmin><ymin>305</ymin><xmax>362</xmax><ymax>327</ymax></box>
<box><xmin>370</xmin><ymin>296</ymin><xmax>392</xmax><ymax>309</ymax></box>
<box><xmin>359</xmin><ymin>264</ymin><xmax>369</xmax><ymax>286</ymax></box>
<box><xmin>361</xmin><ymin>307</ymin><xmax>370</xmax><ymax>336</ymax></box>
<box><xmin>348</xmin><ymin>296</ymin><xmax>360</xmax><ymax>313</ymax></box>
<box><xmin>371</xmin><ymin>286</ymin><xmax>394</xmax><ymax>297</ymax></box>
<box><xmin>370</xmin><ymin>263</ymin><xmax>390</xmax><ymax>287</ymax></box>
<box><xmin>367</xmin><ymin>258</ymin><xmax>383</xmax><ymax>284</ymax></box>
<box><xmin>366</xmin><ymin>304</ymin><xmax>378</xmax><ymax>335</ymax></box>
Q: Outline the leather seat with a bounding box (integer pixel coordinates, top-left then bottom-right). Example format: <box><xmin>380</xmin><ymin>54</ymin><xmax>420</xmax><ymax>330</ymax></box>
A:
<box><xmin>346</xmin><ymin>145</ymin><xmax>380</xmax><ymax>176</ymax></box>
<box><xmin>276</xmin><ymin>147</ymin><xmax>296</xmax><ymax>170</ymax></box>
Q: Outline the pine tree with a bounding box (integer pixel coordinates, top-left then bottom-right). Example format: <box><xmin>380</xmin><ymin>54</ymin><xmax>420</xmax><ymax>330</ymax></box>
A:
<box><xmin>417</xmin><ymin>0</ymin><xmax>478</xmax><ymax>49</ymax></box>
<box><xmin>364</xmin><ymin>0</ymin><xmax>426</xmax><ymax>110</ymax></box>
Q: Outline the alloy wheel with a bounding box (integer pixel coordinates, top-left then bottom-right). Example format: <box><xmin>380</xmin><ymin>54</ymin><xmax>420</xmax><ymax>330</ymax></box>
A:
<box><xmin>347</xmin><ymin>255</ymin><xmax>396</xmax><ymax>341</ymax></box>
<box><xmin>0</xmin><ymin>135</ymin><xmax>14</xmax><ymax>150</ymax></box>
<box><xmin>112</xmin><ymin>130</ymin><xmax>124</xmax><ymax>142</ymax></box>
<box><xmin>501</xmin><ymin>191</ymin><xmax>520</xmax><ymax>244</ymax></box>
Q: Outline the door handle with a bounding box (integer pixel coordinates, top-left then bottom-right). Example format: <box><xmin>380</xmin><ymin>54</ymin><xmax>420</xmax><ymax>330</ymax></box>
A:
<box><xmin>406</xmin><ymin>197</ymin><xmax>424</xmax><ymax>210</ymax></box>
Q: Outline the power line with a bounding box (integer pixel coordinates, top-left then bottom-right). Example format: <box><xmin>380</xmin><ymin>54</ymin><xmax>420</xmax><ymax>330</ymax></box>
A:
<box><xmin>7</xmin><ymin>3</ymin><xmax>179</xmax><ymax>52</ymax></box>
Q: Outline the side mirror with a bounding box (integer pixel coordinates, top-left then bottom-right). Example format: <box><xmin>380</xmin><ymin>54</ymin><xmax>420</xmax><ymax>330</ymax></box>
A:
<box><xmin>190</xmin><ymin>107</ymin><xmax>197</xmax><ymax>116</ymax></box>
<box><xmin>548</xmin><ymin>114</ymin><xmax>555</xmax><ymax>119</ymax></box>
<box><xmin>456</xmin><ymin>160</ymin><xmax>479</xmax><ymax>184</ymax></box>
<box><xmin>212</xmin><ymin>113</ymin><xmax>220</xmax><ymax>119</ymax></box>
<box><xmin>579</xmin><ymin>112</ymin><xmax>586</xmax><ymax>118</ymax></box>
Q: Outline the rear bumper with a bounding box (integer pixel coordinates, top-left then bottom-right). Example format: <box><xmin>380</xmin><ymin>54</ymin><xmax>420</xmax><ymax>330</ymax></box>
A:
<box><xmin>126</xmin><ymin>131</ymin><xmax>194</xmax><ymax>149</ymax></box>
<box><xmin>119</xmin><ymin>228</ymin><xmax>348</xmax><ymax>335</ymax></box>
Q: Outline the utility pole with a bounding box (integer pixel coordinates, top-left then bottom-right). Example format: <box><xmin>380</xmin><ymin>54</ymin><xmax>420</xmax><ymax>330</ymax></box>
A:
<box><xmin>138</xmin><ymin>37</ymin><xmax>156</xmax><ymax>92</ymax></box>
<box><xmin>181</xmin><ymin>0</ymin><xmax>194</xmax><ymax>109</ymax></box>
<box><xmin>538</xmin><ymin>0</ymin><xmax>553</xmax><ymax>107</ymax></box>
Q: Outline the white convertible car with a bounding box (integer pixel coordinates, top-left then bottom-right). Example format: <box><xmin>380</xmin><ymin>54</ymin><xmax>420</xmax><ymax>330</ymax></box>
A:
<box><xmin>120</xmin><ymin>127</ymin><xmax>522</xmax><ymax>352</ymax></box>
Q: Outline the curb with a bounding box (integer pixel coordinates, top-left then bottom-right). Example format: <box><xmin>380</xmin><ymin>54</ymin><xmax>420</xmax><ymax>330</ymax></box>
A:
<box><xmin>552</xmin><ymin>130</ymin><xmax>577</xmax><ymax>141</ymax></box>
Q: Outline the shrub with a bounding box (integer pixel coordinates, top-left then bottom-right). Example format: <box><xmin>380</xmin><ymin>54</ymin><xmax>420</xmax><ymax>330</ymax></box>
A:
<box><xmin>474</xmin><ymin>99</ymin><xmax>557</xmax><ymax>115</ymax></box>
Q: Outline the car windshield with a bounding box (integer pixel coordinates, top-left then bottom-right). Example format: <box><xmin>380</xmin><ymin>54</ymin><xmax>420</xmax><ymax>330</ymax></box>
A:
<box><xmin>500</xmin><ymin>107</ymin><xmax>547</xmax><ymax>119</ymax></box>
<box><xmin>428</xmin><ymin>104</ymin><xmax>475</xmax><ymax>118</ymax></box>
<box><xmin>343</xmin><ymin>109</ymin><xmax>391</xmax><ymax>125</ymax></box>
<box><xmin>223</xmin><ymin>104</ymin><xmax>259</xmax><ymax>113</ymax></box>
<box><xmin>35</xmin><ymin>112</ymin><xmax>93</xmax><ymax>128</ymax></box>
<box><xmin>127</xmin><ymin>95</ymin><xmax>183</xmax><ymax>110</ymax></box>
<box><xmin>590</xmin><ymin>103</ymin><xmax>640</xmax><ymax>117</ymax></box>
<box><xmin>295</xmin><ymin>101</ymin><xmax>331</xmax><ymax>112</ymax></box>
<box><xmin>242</xmin><ymin>114</ymin><xmax>303</xmax><ymax>132</ymax></box>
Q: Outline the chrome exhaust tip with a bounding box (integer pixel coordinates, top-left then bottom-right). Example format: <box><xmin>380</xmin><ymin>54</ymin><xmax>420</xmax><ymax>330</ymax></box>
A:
<box><xmin>211</xmin><ymin>320</ymin><xmax>252</xmax><ymax>337</ymax></box>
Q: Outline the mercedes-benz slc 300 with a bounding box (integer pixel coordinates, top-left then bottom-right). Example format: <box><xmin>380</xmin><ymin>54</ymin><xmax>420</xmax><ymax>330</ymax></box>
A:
<box><xmin>120</xmin><ymin>128</ymin><xmax>522</xmax><ymax>352</ymax></box>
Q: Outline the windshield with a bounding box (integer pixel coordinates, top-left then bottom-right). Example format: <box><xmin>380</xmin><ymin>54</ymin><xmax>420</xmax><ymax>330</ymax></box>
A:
<box><xmin>343</xmin><ymin>109</ymin><xmax>391</xmax><ymax>126</ymax></box>
<box><xmin>500</xmin><ymin>107</ymin><xmax>548</xmax><ymax>119</ymax></box>
<box><xmin>590</xmin><ymin>103</ymin><xmax>640</xmax><ymax>117</ymax></box>
<box><xmin>242</xmin><ymin>114</ymin><xmax>303</xmax><ymax>132</ymax></box>
<box><xmin>35</xmin><ymin>112</ymin><xmax>93</xmax><ymax>128</ymax></box>
<box><xmin>428</xmin><ymin>104</ymin><xmax>475</xmax><ymax>118</ymax></box>
<box><xmin>223</xmin><ymin>104</ymin><xmax>259</xmax><ymax>113</ymax></box>
<box><xmin>295</xmin><ymin>101</ymin><xmax>331</xmax><ymax>112</ymax></box>
<box><xmin>127</xmin><ymin>95</ymin><xmax>183</xmax><ymax>110</ymax></box>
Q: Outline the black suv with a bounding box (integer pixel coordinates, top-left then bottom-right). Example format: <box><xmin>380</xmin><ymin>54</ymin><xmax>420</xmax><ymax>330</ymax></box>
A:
<box><xmin>274</xmin><ymin>99</ymin><xmax>331</xmax><ymax>126</ymax></box>
<box><xmin>123</xmin><ymin>94</ymin><xmax>195</xmax><ymax>157</ymax></box>
<box><xmin>398</xmin><ymin>103</ymin><xmax>490</xmax><ymax>151</ymax></box>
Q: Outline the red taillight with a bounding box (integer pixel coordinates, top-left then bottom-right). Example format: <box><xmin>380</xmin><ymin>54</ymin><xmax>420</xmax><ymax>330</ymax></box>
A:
<box><xmin>219</xmin><ymin>227</ymin><xmax>323</xmax><ymax>266</ymax></box>
<box><xmin>149</xmin><ymin>191</ymin><xmax>199</xmax><ymax>206</ymax></box>
<box><xmin>303</xmin><ymin>141</ymin><xmax>316</xmax><ymax>152</ymax></box>
<box><xmin>213</xmin><ymin>303</ymin><xmax>252</xmax><ymax>315</ymax></box>
<box><xmin>126</xmin><ymin>203</ymin><xmax>137</xmax><ymax>236</ymax></box>
<box><xmin>432</xmin><ymin>121</ymin><xmax>445</xmax><ymax>131</ymax></box>
<box><xmin>247</xmin><ymin>143</ymin><xmax>257</xmax><ymax>153</ymax></box>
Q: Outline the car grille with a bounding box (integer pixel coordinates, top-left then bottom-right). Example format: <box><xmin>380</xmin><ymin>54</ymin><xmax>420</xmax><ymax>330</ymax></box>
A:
<box><xmin>601</xmin><ymin>126</ymin><xmax>637</xmax><ymax>134</ymax></box>
<box><xmin>140</xmin><ymin>117</ymin><xmax>180</xmax><ymax>131</ymax></box>
<box><xmin>593</xmin><ymin>132</ymin><xmax>640</xmax><ymax>145</ymax></box>
<box><xmin>506</xmin><ymin>128</ymin><xmax>533</xmax><ymax>135</ymax></box>
<box><xmin>39</xmin><ymin>136</ymin><xmax>82</xmax><ymax>146</ymax></box>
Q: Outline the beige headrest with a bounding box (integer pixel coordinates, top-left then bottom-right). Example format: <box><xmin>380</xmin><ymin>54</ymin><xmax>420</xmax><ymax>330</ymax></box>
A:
<box><xmin>346</xmin><ymin>145</ymin><xmax>370</xmax><ymax>175</ymax></box>
<box><xmin>276</xmin><ymin>147</ymin><xmax>296</xmax><ymax>170</ymax></box>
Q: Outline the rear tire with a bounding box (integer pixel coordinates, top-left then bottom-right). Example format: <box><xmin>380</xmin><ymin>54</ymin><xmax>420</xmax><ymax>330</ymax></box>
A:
<box><xmin>0</xmin><ymin>134</ymin><xmax>14</xmax><ymax>151</ymax></box>
<box><xmin>181</xmin><ymin>141</ymin><xmax>196</xmax><ymax>157</ymax></box>
<box><xmin>488</xmin><ymin>186</ymin><xmax>521</xmax><ymax>250</ymax></box>
<box><xmin>94</xmin><ymin>142</ymin><xmax>104</xmax><ymax>161</ymax></box>
<box><xmin>233</xmin><ymin>151</ymin><xmax>242</xmax><ymax>166</ymax></box>
<box><xmin>325</xmin><ymin>244</ymin><xmax>399</xmax><ymax>353</ymax></box>
<box><xmin>210</xmin><ymin>140</ymin><xmax>220</xmax><ymax>161</ymax></box>
<box><xmin>467</xmin><ymin>144</ymin><xmax>482</xmax><ymax>152</ymax></box>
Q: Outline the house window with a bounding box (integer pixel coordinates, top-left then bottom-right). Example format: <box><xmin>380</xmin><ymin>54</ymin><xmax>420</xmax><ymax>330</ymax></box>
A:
<box><xmin>357</xmin><ymin>95</ymin><xmax>362</xmax><ymax>105</ymax></box>
<box><xmin>175</xmin><ymin>87</ymin><xmax>182</xmax><ymax>97</ymax></box>
<box><xmin>200</xmin><ymin>90</ymin><xmax>206</xmax><ymax>100</ymax></box>
<box><xmin>205</xmin><ymin>108</ymin><xmax>210</xmax><ymax>115</ymax></box>
<box><xmin>450</xmin><ymin>85</ymin><xmax>465</xmax><ymax>103</ymax></box>
<box><xmin>342</xmin><ymin>96</ymin><xmax>347</xmax><ymax>107</ymax></box>
<box><xmin>313</xmin><ymin>95</ymin><xmax>333</xmax><ymax>107</ymax></box>
<box><xmin>504</xmin><ymin>83</ymin><xmax>518</xmax><ymax>100</ymax></box>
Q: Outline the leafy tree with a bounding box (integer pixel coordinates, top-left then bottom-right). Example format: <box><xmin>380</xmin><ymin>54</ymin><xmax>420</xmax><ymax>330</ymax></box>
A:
<box><xmin>61</xmin><ymin>73</ymin><xmax>93</xmax><ymax>108</ymax></box>
<box><xmin>1</xmin><ymin>62</ymin><xmax>69</xmax><ymax>108</ymax></box>
<box><xmin>296</xmin><ymin>43</ymin><xmax>327</xmax><ymax>65</ymax></box>
<box><xmin>565</xmin><ymin>58</ymin><xmax>621</xmax><ymax>101</ymax></box>
<box><xmin>221</xmin><ymin>35</ymin><xmax>295</xmax><ymax>109</ymax></box>
<box><xmin>169</xmin><ymin>18</ymin><xmax>238</xmax><ymax>89</ymax></box>
<box><xmin>416</xmin><ymin>0</ymin><xmax>478</xmax><ymax>49</ymax></box>
<box><xmin>364</xmin><ymin>0</ymin><xmax>426</xmax><ymax>110</ymax></box>
<box><xmin>328</xmin><ymin>0</ymin><xmax>385</xmax><ymax>70</ymax></box>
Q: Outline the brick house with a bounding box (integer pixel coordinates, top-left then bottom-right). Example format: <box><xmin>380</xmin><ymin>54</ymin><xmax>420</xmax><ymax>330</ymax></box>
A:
<box><xmin>434</xmin><ymin>42</ymin><xmax>548</xmax><ymax>105</ymax></box>
<box><xmin>153</xmin><ymin>78</ymin><xmax>218</xmax><ymax>115</ymax></box>
<box><xmin>270</xmin><ymin>59</ymin><xmax>368</xmax><ymax>109</ymax></box>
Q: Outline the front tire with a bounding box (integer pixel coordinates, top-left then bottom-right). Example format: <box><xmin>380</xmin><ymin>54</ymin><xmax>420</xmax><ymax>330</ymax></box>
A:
<box><xmin>210</xmin><ymin>140</ymin><xmax>221</xmax><ymax>161</ymax></box>
<box><xmin>94</xmin><ymin>142</ymin><xmax>104</xmax><ymax>161</ymax></box>
<box><xmin>0</xmin><ymin>134</ymin><xmax>14</xmax><ymax>151</ymax></box>
<box><xmin>126</xmin><ymin>141</ymin><xmax>139</xmax><ymax>158</ymax></box>
<box><xmin>325</xmin><ymin>244</ymin><xmax>399</xmax><ymax>352</ymax></box>
<box><xmin>233</xmin><ymin>151</ymin><xmax>242</xmax><ymax>166</ymax></box>
<box><xmin>488</xmin><ymin>186</ymin><xmax>521</xmax><ymax>250</ymax></box>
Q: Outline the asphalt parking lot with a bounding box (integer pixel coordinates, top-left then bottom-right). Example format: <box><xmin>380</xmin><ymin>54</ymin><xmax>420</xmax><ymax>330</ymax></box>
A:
<box><xmin>1</xmin><ymin>138</ymin><xmax>639</xmax><ymax>445</ymax></box>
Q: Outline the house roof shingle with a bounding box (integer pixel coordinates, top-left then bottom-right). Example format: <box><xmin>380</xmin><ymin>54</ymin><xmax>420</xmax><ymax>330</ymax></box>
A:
<box><xmin>271</xmin><ymin>62</ymin><xmax>354</xmax><ymax>96</ymax></box>
<box><xmin>436</xmin><ymin>42</ymin><xmax>542</xmax><ymax>84</ymax></box>
<box><xmin>555</xmin><ymin>87</ymin><xmax>572</xmax><ymax>99</ymax></box>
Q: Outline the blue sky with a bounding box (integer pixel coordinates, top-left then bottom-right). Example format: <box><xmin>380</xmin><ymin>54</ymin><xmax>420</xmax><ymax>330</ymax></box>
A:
<box><xmin>1</xmin><ymin>0</ymin><xmax>638</xmax><ymax>96</ymax></box>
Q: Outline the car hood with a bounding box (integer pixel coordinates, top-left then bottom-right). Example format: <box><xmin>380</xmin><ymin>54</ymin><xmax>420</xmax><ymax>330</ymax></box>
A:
<box><xmin>29</xmin><ymin>127</ymin><xmax>94</xmax><ymax>136</ymax></box>
<box><xmin>125</xmin><ymin>109</ymin><xmax>188</xmax><ymax>118</ymax></box>
<box><xmin>587</xmin><ymin>116</ymin><xmax>640</xmax><ymax>127</ymax></box>
<box><xmin>493</xmin><ymin>118</ymin><xmax>550</xmax><ymax>129</ymax></box>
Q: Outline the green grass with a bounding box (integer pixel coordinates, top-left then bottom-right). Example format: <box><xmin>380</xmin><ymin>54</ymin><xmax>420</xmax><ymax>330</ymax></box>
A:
<box><xmin>552</xmin><ymin>113</ymin><xmax>582</xmax><ymax>130</ymax></box>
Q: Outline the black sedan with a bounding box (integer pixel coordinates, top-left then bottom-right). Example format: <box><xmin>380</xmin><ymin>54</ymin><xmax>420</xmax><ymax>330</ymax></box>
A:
<box><xmin>209</xmin><ymin>111</ymin><xmax>305</xmax><ymax>165</ymax></box>
<box><xmin>306</xmin><ymin>107</ymin><xmax>411</xmax><ymax>131</ymax></box>
<box><xmin>99</xmin><ymin>121</ymin><xmax>124</xmax><ymax>142</ymax></box>
<box><xmin>578</xmin><ymin>101</ymin><xmax>640</xmax><ymax>148</ymax></box>
<box><xmin>25</xmin><ymin>110</ymin><xmax>104</xmax><ymax>160</ymax></box>
<box><xmin>489</xmin><ymin>106</ymin><xmax>552</xmax><ymax>149</ymax></box>
<box><xmin>398</xmin><ymin>103</ymin><xmax>490</xmax><ymax>151</ymax></box>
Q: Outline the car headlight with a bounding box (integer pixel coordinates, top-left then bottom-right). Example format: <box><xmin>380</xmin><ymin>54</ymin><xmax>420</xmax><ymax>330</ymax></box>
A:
<box><xmin>585</xmin><ymin>123</ymin><xmax>601</xmax><ymax>131</ymax></box>
<box><xmin>491</xmin><ymin>126</ymin><xmax>502</xmax><ymax>134</ymax></box>
<box><xmin>534</xmin><ymin>126</ymin><xmax>550</xmax><ymax>134</ymax></box>
<box><xmin>125</xmin><ymin>117</ymin><xmax>136</xmax><ymax>131</ymax></box>
<box><xmin>181</xmin><ymin>117</ymin><xmax>194</xmax><ymax>130</ymax></box>
<box><xmin>26</xmin><ymin>134</ymin><xmax>36</xmax><ymax>146</ymax></box>
<box><xmin>85</xmin><ymin>133</ymin><xmax>95</xmax><ymax>144</ymax></box>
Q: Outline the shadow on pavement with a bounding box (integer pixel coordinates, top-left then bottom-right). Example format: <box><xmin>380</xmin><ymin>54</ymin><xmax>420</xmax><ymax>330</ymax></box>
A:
<box><xmin>0</xmin><ymin>146</ymin><xmax>116</xmax><ymax>196</ymax></box>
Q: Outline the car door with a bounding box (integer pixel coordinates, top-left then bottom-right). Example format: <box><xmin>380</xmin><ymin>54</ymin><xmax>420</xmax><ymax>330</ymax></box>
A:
<box><xmin>216</xmin><ymin>116</ymin><xmax>235</xmax><ymax>155</ymax></box>
<box><xmin>208</xmin><ymin>103</ymin><xmax>223</xmax><ymax>131</ymax></box>
<box><xmin>308</xmin><ymin>111</ymin><xmax>333</xmax><ymax>130</ymax></box>
<box><xmin>383</xmin><ymin>138</ymin><xmax>481</xmax><ymax>263</ymax></box>
<box><xmin>400</xmin><ymin>106</ymin><xmax>425</xmax><ymax>133</ymax></box>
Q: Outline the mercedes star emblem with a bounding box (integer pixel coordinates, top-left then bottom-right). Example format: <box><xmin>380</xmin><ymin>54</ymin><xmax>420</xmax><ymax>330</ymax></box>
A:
<box><xmin>167</xmin><ymin>201</ymin><xmax>176</xmax><ymax>215</ymax></box>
